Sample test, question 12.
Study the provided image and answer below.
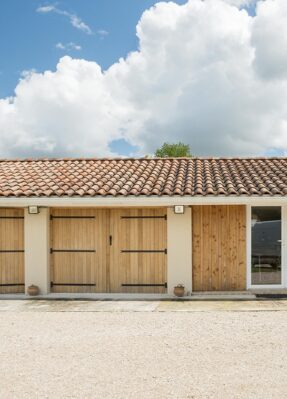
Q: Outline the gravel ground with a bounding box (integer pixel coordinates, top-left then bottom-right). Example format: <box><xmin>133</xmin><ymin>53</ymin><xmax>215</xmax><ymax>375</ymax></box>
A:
<box><xmin>1</xmin><ymin>304</ymin><xmax>287</xmax><ymax>398</ymax></box>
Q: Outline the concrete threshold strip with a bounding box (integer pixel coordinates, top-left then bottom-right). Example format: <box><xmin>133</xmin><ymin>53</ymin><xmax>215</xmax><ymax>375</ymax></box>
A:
<box><xmin>1</xmin><ymin>299</ymin><xmax>287</xmax><ymax>312</ymax></box>
<box><xmin>0</xmin><ymin>292</ymin><xmax>258</xmax><ymax>301</ymax></box>
<box><xmin>1</xmin><ymin>291</ymin><xmax>287</xmax><ymax>312</ymax></box>
<box><xmin>2</xmin><ymin>291</ymin><xmax>287</xmax><ymax>301</ymax></box>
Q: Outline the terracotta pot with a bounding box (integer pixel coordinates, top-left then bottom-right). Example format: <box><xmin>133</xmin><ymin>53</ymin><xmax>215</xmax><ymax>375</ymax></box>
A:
<box><xmin>174</xmin><ymin>286</ymin><xmax>185</xmax><ymax>297</ymax></box>
<box><xmin>27</xmin><ymin>285</ymin><xmax>39</xmax><ymax>296</ymax></box>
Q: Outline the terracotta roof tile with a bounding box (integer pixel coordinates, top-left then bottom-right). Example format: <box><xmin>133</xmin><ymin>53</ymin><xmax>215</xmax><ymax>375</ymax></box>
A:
<box><xmin>0</xmin><ymin>157</ymin><xmax>286</xmax><ymax>197</ymax></box>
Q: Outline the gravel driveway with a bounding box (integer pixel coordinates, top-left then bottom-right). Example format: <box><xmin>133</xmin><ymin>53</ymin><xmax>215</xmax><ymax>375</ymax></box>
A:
<box><xmin>1</xmin><ymin>301</ymin><xmax>287</xmax><ymax>399</ymax></box>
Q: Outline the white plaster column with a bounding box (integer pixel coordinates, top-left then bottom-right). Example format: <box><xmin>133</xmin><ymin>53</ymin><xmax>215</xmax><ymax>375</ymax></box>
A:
<box><xmin>24</xmin><ymin>207</ymin><xmax>50</xmax><ymax>294</ymax></box>
<box><xmin>167</xmin><ymin>207</ymin><xmax>192</xmax><ymax>295</ymax></box>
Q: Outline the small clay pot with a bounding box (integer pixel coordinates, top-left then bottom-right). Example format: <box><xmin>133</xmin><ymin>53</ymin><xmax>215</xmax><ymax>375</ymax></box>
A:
<box><xmin>174</xmin><ymin>285</ymin><xmax>185</xmax><ymax>297</ymax></box>
<box><xmin>27</xmin><ymin>285</ymin><xmax>39</xmax><ymax>296</ymax></box>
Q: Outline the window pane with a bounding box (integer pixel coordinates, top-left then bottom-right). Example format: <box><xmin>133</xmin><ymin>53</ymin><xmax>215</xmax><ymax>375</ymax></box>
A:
<box><xmin>251</xmin><ymin>207</ymin><xmax>281</xmax><ymax>285</ymax></box>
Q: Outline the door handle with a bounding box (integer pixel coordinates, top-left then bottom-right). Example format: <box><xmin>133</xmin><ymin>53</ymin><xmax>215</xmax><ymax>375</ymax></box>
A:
<box><xmin>109</xmin><ymin>235</ymin><xmax>112</xmax><ymax>246</ymax></box>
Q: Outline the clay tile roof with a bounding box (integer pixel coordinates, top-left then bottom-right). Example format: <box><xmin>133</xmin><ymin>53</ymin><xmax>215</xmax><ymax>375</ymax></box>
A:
<box><xmin>0</xmin><ymin>157</ymin><xmax>286</xmax><ymax>197</ymax></box>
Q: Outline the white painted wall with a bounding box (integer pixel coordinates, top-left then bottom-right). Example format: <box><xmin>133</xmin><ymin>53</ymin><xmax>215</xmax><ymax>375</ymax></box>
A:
<box><xmin>167</xmin><ymin>207</ymin><xmax>192</xmax><ymax>295</ymax></box>
<box><xmin>24</xmin><ymin>208</ymin><xmax>50</xmax><ymax>294</ymax></box>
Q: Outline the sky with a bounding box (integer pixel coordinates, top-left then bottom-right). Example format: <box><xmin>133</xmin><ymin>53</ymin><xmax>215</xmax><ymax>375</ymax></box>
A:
<box><xmin>0</xmin><ymin>0</ymin><xmax>287</xmax><ymax>158</ymax></box>
<box><xmin>0</xmin><ymin>0</ymin><xmax>186</xmax><ymax>98</ymax></box>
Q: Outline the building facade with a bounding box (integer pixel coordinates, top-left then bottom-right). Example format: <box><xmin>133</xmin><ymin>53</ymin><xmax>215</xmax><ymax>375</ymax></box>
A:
<box><xmin>0</xmin><ymin>157</ymin><xmax>286</xmax><ymax>295</ymax></box>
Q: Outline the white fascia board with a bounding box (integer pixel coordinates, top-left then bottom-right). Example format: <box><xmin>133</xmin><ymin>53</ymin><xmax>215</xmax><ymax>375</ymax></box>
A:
<box><xmin>0</xmin><ymin>195</ymin><xmax>287</xmax><ymax>207</ymax></box>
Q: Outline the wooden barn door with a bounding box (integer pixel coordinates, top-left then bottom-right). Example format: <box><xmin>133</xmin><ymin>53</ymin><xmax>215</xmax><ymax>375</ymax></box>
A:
<box><xmin>109</xmin><ymin>209</ymin><xmax>167</xmax><ymax>293</ymax></box>
<box><xmin>0</xmin><ymin>209</ymin><xmax>24</xmax><ymax>294</ymax></box>
<box><xmin>50</xmin><ymin>209</ymin><xmax>109</xmax><ymax>293</ymax></box>
<box><xmin>50</xmin><ymin>208</ymin><xmax>167</xmax><ymax>293</ymax></box>
<box><xmin>192</xmin><ymin>205</ymin><xmax>246</xmax><ymax>291</ymax></box>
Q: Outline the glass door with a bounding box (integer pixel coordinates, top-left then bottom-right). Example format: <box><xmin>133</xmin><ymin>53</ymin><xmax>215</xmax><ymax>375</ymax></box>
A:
<box><xmin>251</xmin><ymin>206</ymin><xmax>282</xmax><ymax>286</ymax></box>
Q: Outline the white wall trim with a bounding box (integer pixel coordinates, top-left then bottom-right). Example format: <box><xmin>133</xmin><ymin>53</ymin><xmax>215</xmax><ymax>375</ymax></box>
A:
<box><xmin>24</xmin><ymin>208</ymin><xmax>50</xmax><ymax>294</ymax></box>
<box><xmin>167</xmin><ymin>207</ymin><xmax>192</xmax><ymax>295</ymax></box>
<box><xmin>190</xmin><ymin>209</ymin><xmax>193</xmax><ymax>292</ymax></box>
<box><xmin>246</xmin><ymin>205</ymin><xmax>251</xmax><ymax>289</ymax></box>
<box><xmin>0</xmin><ymin>196</ymin><xmax>287</xmax><ymax>208</ymax></box>
<box><xmin>247</xmin><ymin>204</ymin><xmax>285</xmax><ymax>289</ymax></box>
<box><xmin>283</xmin><ymin>205</ymin><xmax>287</xmax><ymax>288</ymax></box>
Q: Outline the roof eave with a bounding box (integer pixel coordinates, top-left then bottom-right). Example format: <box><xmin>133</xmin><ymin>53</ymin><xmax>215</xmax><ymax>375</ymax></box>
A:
<box><xmin>0</xmin><ymin>194</ymin><xmax>287</xmax><ymax>208</ymax></box>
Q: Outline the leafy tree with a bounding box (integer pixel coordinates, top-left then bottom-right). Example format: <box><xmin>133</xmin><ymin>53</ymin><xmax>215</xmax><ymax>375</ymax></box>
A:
<box><xmin>154</xmin><ymin>142</ymin><xmax>192</xmax><ymax>157</ymax></box>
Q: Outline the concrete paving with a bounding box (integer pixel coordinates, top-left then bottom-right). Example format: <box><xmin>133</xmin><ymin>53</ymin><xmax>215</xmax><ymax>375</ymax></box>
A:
<box><xmin>157</xmin><ymin>299</ymin><xmax>287</xmax><ymax>312</ymax></box>
<box><xmin>1</xmin><ymin>299</ymin><xmax>287</xmax><ymax>312</ymax></box>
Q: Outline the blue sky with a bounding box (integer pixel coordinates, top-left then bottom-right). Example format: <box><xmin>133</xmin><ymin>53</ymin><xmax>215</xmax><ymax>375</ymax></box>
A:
<box><xmin>0</xmin><ymin>0</ymin><xmax>187</xmax><ymax>98</ymax></box>
<box><xmin>0</xmin><ymin>0</ymin><xmax>285</xmax><ymax>159</ymax></box>
<box><xmin>0</xmin><ymin>0</ymin><xmax>256</xmax><ymax>98</ymax></box>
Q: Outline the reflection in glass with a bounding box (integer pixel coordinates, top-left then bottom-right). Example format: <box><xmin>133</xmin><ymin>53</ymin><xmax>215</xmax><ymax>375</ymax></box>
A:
<box><xmin>251</xmin><ymin>207</ymin><xmax>281</xmax><ymax>285</ymax></box>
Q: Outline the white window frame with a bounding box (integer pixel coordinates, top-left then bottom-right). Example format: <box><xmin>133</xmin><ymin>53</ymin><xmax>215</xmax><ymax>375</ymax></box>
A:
<box><xmin>247</xmin><ymin>204</ymin><xmax>286</xmax><ymax>289</ymax></box>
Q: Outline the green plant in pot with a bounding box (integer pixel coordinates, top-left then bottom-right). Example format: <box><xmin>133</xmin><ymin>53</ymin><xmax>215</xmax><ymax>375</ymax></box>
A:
<box><xmin>174</xmin><ymin>284</ymin><xmax>185</xmax><ymax>297</ymax></box>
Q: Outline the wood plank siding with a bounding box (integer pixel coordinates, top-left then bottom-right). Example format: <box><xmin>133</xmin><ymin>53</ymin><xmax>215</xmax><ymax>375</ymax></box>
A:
<box><xmin>0</xmin><ymin>208</ymin><xmax>24</xmax><ymax>294</ymax></box>
<box><xmin>192</xmin><ymin>205</ymin><xmax>246</xmax><ymax>291</ymax></box>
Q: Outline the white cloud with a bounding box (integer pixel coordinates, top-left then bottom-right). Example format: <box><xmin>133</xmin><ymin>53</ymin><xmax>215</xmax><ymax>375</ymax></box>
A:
<box><xmin>1</xmin><ymin>0</ymin><xmax>287</xmax><ymax>157</ymax></box>
<box><xmin>98</xmin><ymin>29</ymin><xmax>109</xmax><ymax>37</ymax></box>
<box><xmin>69</xmin><ymin>15</ymin><xmax>92</xmax><ymax>34</ymax></box>
<box><xmin>252</xmin><ymin>0</ymin><xmax>287</xmax><ymax>79</ymax></box>
<box><xmin>37</xmin><ymin>5</ymin><xmax>92</xmax><ymax>34</ymax></box>
<box><xmin>20</xmin><ymin>69</ymin><xmax>37</xmax><ymax>79</ymax></box>
<box><xmin>223</xmin><ymin>0</ymin><xmax>257</xmax><ymax>6</ymax></box>
<box><xmin>71</xmin><ymin>43</ymin><xmax>82</xmax><ymax>51</ymax></box>
<box><xmin>56</xmin><ymin>42</ymin><xmax>82</xmax><ymax>51</ymax></box>
<box><xmin>36</xmin><ymin>5</ymin><xmax>56</xmax><ymax>13</ymax></box>
<box><xmin>55</xmin><ymin>42</ymin><xmax>65</xmax><ymax>50</ymax></box>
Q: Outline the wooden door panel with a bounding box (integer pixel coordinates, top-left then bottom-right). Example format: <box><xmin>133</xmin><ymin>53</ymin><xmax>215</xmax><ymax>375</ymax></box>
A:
<box><xmin>50</xmin><ymin>208</ymin><xmax>167</xmax><ymax>294</ymax></box>
<box><xmin>50</xmin><ymin>209</ymin><xmax>109</xmax><ymax>293</ymax></box>
<box><xmin>0</xmin><ymin>208</ymin><xmax>24</xmax><ymax>294</ymax></box>
<box><xmin>192</xmin><ymin>205</ymin><xmax>246</xmax><ymax>291</ymax></box>
<box><xmin>109</xmin><ymin>209</ymin><xmax>167</xmax><ymax>293</ymax></box>
<box><xmin>52</xmin><ymin>253</ymin><xmax>95</xmax><ymax>291</ymax></box>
